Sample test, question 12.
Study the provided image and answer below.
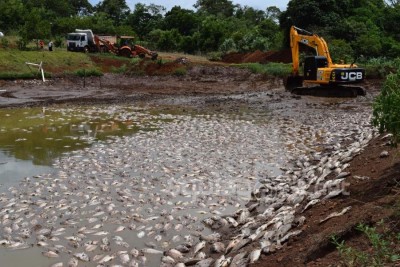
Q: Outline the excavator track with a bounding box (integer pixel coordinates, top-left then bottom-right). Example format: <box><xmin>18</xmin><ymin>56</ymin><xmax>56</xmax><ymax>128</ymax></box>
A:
<box><xmin>290</xmin><ymin>85</ymin><xmax>366</xmax><ymax>97</ymax></box>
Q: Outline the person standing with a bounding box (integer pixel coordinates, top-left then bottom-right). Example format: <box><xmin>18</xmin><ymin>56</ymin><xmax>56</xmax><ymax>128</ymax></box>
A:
<box><xmin>48</xmin><ymin>41</ymin><xmax>53</xmax><ymax>51</ymax></box>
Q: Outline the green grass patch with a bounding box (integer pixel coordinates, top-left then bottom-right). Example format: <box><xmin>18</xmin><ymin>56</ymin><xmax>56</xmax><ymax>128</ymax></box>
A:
<box><xmin>173</xmin><ymin>67</ymin><xmax>187</xmax><ymax>76</ymax></box>
<box><xmin>0</xmin><ymin>49</ymin><xmax>97</xmax><ymax>78</ymax></box>
<box><xmin>0</xmin><ymin>72</ymin><xmax>36</xmax><ymax>80</ymax></box>
<box><xmin>332</xmin><ymin>223</ymin><xmax>400</xmax><ymax>267</ymax></box>
<box><xmin>110</xmin><ymin>64</ymin><xmax>127</xmax><ymax>74</ymax></box>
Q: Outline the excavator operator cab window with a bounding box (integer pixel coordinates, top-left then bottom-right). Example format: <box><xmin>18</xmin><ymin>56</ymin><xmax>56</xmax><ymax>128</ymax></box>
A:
<box><xmin>304</xmin><ymin>56</ymin><xmax>328</xmax><ymax>80</ymax></box>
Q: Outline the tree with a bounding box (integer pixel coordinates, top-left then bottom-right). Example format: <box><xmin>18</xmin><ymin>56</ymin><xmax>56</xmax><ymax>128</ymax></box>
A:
<box><xmin>198</xmin><ymin>16</ymin><xmax>229</xmax><ymax>51</ymax></box>
<box><xmin>127</xmin><ymin>3</ymin><xmax>165</xmax><ymax>39</ymax></box>
<box><xmin>235</xmin><ymin>6</ymin><xmax>265</xmax><ymax>25</ymax></box>
<box><xmin>95</xmin><ymin>0</ymin><xmax>130</xmax><ymax>25</ymax></box>
<box><xmin>164</xmin><ymin>6</ymin><xmax>199</xmax><ymax>36</ymax></box>
<box><xmin>69</xmin><ymin>0</ymin><xmax>94</xmax><ymax>15</ymax></box>
<box><xmin>265</xmin><ymin>6</ymin><xmax>281</xmax><ymax>23</ymax></box>
<box><xmin>194</xmin><ymin>0</ymin><xmax>237</xmax><ymax>17</ymax></box>
<box><xmin>0</xmin><ymin>0</ymin><xmax>25</xmax><ymax>32</ymax></box>
<box><xmin>20</xmin><ymin>7</ymin><xmax>51</xmax><ymax>46</ymax></box>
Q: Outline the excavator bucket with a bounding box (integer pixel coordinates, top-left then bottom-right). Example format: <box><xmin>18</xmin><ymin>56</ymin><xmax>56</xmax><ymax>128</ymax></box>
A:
<box><xmin>284</xmin><ymin>75</ymin><xmax>304</xmax><ymax>91</ymax></box>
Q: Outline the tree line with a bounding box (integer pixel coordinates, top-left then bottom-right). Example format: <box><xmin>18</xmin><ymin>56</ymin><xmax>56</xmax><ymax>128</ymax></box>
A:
<box><xmin>0</xmin><ymin>0</ymin><xmax>399</xmax><ymax>59</ymax></box>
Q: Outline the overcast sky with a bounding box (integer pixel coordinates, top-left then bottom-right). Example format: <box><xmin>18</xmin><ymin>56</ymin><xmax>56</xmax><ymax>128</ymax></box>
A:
<box><xmin>89</xmin><ymin>0</ymin><xmax>289</xmax><ymax>12</ymax></box>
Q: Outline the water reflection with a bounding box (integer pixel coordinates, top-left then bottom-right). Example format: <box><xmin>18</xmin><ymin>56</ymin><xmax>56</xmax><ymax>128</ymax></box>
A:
<box><xmin>0</xmin><ymin>106</ymin><xmax>162</xmax><ymax>186</ymax></box>
<box><xmin>0</xmin><ymin>106</ymin><xmax>157</xmax><ymax>166</ymax></box>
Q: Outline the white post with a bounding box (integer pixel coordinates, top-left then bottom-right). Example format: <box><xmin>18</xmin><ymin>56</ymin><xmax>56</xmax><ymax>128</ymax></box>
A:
<box><xmin>25</xmin><ymin>61</ymin><xmax>46</xmax><ymax>82</ymax></box>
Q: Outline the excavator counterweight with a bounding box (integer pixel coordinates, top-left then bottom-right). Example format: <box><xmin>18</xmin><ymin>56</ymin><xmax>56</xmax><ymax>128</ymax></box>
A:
<box><xmin>285</xmin><ymin>26</ymin><xmax>366</xmax><ymax>97</ymax></box>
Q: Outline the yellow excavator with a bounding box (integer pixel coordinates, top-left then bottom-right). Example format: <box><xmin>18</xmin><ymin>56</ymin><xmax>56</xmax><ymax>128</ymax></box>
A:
<box><xmin>285</xmin><ymin>26</ymin><xmax>366</xmax><ymax>97</ymax></box>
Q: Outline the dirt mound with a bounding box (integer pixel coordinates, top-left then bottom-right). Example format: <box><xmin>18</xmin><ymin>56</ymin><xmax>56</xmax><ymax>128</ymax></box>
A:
<box><xmin>221</xmin><ymin>49</ymin><xmax>292</xmax><ymax>64</ymax></box>
<box><xmin>89</xmin><ymin>55</ymin><xmax>128</xmax><ymax>73</ymax></box>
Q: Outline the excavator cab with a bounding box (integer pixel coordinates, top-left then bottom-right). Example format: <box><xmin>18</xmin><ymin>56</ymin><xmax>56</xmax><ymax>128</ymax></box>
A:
<box><xmin>304</xmin><ymin>56</ymin><xmax>328</xmax><ymax>80</ymax></box>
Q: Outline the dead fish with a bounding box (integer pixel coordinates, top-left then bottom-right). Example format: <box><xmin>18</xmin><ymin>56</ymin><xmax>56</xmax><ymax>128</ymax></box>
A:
<box><xmin>226</xmin><ymin>217</ymin><xmax>238</xmax><ymax>227</ymax></box>
<box><xmin>37</xmin><ymin>241</ymin><xmax>49</xmax><ymax>247</ymax></box>
<box><xmin>301</xmin><ymin>199</ymin><xmax>320</xmax><ymax>213</ymax></box>
<box><xmin>162</xmin><ymin>255</ymin><xmax>176</xmax><ymax>264</ymax></box>
<box><xmin>193</xmin><ymin>240</ymin><xmax>206</xmax><ymax>254</ymax></box>
<box><xmin>320</xmin><ymin>206</ymin><xmax>352</xmax><ymax>223</ymax></box>
<box><xmin>137</xmin><ymin>231</ymin><xmax>145</xmax><ymax>238</ymax></box>
<box><xmin>194</xmin><ymin>258</ymin><xmax>214</xmax><ymax>267</ymax></box>
<box><xmin>68</xmin><ymin>257</ymin><xmax>78</xmax><ymax>267</ymax></box>
<box><xmin>73</xmin><ymin>252</ymin><xmax>90</xmax><ymax>262</ymax></box>
<box><xmin>141</xmin><ymin>248</ymin><xmax>163</xmax><ymax>254</ymax></box>
<box><xmin>42</xmin><ymin>250</ymin><xmax>59</xmax><ymax>258</ymax></box>
<box><xmin>115</xmin><ymin>225</ymin><xmax>125</xmax><ymax>232</ymax></box>
<box><xmin>175</xmin><ymin>244</ymin><xmax>190</xmax><ymax>253</ymax></box>
<box><xmin>214</xmin><ymin>255</ymin><xmax>230</xmax><ymax>267</ymax></box>
<box><xmin>230</xmin><ymin>252</ymin><xmax>248</xmax><ymax>267</ymax></box>
<box><xmin>249</xmin><ymin>248</ymin><xmax>261</xmax><ymax>264</ymax></box>
<box><xmin>130</xmin><ymin>248</ymin><xmax>139</xmax><ymax>258</ymax></box>
<box><xmin>200</xmin><ymin>233</ymin><xmax>221</xmax><ymax>243</ymax></box>
<box><xmin>119</xmin><ymin>252</ymin><xmax>130</xmax><ymax>264</ymax></box>
<box><xmin>84</xmin><ymin>244</ymin><xmax>98</xmax><ymax>252</ymax></box>
<box><xmin>231</xmin><ymin>238</ymin><xmax>251</xmax><ymax>253</ymax></box>
<box><xmin>93</xmin><ymin>231</ymin><xmax>109</xmax><ymax>236</ymax></box>
<box><xmin>166</xmin><ymin>248</ymin><xmax>183</xmax><ymax>260</ymax></box>
<box><xmin>50</xmin><ymin>263</ymin><xmax>63</xmax><ymax>267</ymax></box>
<box><xmin>210</xmin><ymin>242</ymin><xmax>225</xmax><ymax>253</ymax></box>
<box><xmin>98</xmin><ymin>254</ymin><xmax>115</xmax><ymax>264</ymax></box>
<box><xmin>225</xmin><ymin>239</ymin><xmax>240</xmax><ymax>254</ymax></box>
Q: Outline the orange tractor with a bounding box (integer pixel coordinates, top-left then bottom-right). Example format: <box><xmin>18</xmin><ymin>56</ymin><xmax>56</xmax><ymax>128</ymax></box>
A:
<box><xmin>94</xmin><ymin>35</ymin><xmax>158</xmax><ymax>60</ymax></box>
<box><xmin>67</xmin><ymin>29</ymin><xmax>157</xmax><ymax>60</ymax></box>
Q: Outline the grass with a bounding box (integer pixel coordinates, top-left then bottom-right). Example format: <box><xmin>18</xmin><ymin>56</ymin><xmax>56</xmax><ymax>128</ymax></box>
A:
<box><xmin>359</xmin><ymin>57</ymin><xmax>400</xmax><ymax>79</ymax></box>
<box><xmin>331</xmin><ymin>223</ymin><xmax>400</xmax><ymax>267</ymax></box>
<box><xmin>0</xmin><ymin>49</ymin><xmax>98</xmax><ymax>78</ymax></box>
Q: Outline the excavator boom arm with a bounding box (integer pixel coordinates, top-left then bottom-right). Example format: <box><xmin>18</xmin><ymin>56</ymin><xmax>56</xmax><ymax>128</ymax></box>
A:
<box><xmin>290</xmin><ymin>26</ymin><xmax>333</xmax><ymax>75</ymax></box>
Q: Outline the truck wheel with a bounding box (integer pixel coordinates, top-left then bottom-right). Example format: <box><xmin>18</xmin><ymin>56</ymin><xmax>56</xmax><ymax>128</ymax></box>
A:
<box><xmin>84</xmin><ymin>46</ymin><xmax>90</xmax><ymax>53</ymax></box>
<box><xmin>139</xmin><ymin>53</ymin><xmax>145</xmax><ymax>59</ymax></box>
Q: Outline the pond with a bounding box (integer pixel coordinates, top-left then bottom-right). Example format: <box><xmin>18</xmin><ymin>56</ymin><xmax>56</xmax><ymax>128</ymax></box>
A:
<box><xmin>0</xmin><ymin>102</ymin><xmax>370</xmax><ymax>266</ymax></box>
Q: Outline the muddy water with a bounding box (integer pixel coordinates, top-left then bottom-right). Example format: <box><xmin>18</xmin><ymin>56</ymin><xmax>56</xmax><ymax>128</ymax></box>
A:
<box><xmin>0</xmin><ymin>101</ymin><xmax>351</xmax><ymax>266</ymax></box>
<box><xmin>0</xmin><ymin>106</ymin><xmax>159</xmax><ymax>187</ymax></box>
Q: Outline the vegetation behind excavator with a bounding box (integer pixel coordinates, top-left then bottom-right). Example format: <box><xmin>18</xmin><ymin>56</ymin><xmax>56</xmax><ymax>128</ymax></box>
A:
<box><xmin>285</xmin><ymin>26</ymin><xmax>366</xmax><ymax>97</ymax></box>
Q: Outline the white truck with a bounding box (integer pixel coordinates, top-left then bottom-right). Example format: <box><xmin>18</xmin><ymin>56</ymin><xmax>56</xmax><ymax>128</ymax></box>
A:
<box><xmin>66</xmin><ymin>29</ymin><xmax>116</xmax><ymax>53</ymax></box>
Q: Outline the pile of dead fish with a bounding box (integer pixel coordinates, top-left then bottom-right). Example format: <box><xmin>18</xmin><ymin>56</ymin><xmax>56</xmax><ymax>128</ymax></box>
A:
<box><xmin>0</xmin><ymin>106</ymin><xmax>376</xmax><ymax>267</ymax></box>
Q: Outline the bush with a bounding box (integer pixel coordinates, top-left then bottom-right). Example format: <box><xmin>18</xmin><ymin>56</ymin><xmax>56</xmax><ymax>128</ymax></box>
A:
<box><xmin>361</xmin><ymin>57</ymin><xmax>400</xmax><ymax>79</ymax></box>
<box><xmin>372</xmin><ymin>70</ymin><xmax>400</xmax><ymax>144</ymax></box>
<box><xmin>0</xmin><ymin>38</ymin><xmax>9</xmax><ymax>49</ymax></box>
<box><xmin>207</xmin><ymin>51</ymin><xmax>223</xmax><ymax>61</ymax></box>
<box><xmin>173</xmin><ymin>67</ymin><xmax>187</xmax><ymax>76</ymax></box>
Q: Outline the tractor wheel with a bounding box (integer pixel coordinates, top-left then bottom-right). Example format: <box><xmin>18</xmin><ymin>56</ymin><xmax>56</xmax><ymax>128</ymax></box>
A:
<box><xmin>119</xmin><ymin>48</ymin><xmax>132</xmax><ymax>58</ymax></box>
<box><xmin>139</xmin><ymin>53</ymin><xmax>145</xmax><ymax>59</ymax></box>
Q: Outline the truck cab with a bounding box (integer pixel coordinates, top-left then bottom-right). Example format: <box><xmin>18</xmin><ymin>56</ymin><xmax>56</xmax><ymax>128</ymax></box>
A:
<box><xmin>67</xmin><ymin>33</ymin><xmax>89</xmax><ymax>52</ymax></box>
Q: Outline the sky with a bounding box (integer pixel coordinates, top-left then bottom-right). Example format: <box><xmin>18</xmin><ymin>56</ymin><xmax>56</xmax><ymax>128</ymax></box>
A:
<box><xmin>88</xmin><ymin>0</ymin><xmax>289</xmax><ymax>12</ymax></box>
